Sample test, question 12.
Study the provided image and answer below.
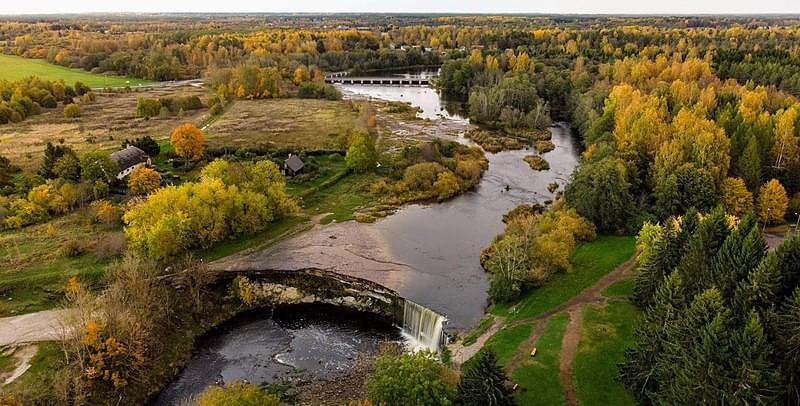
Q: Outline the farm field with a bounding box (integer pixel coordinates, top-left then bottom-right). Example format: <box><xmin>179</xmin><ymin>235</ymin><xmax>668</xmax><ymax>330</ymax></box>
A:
<box><xmin>0</xmin><ymin>86</ymin><xmax>209</xmax><ymax>172</ymax></box>
<box><xmin>204</xmin><ymin>98</ymin><xmax>359</xmax><ymax>150</ymax></box>
<box><xmin>0</xmin><ymin>54</ymin><xmax>149</xmax><ymax>87</ymax></box>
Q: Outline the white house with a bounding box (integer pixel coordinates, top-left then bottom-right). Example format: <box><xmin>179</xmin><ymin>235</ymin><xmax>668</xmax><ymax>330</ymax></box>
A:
<box><xmin>111</xmin><ymin>145</ymin><xmax>151</xmax><ymax>180</ymax></box>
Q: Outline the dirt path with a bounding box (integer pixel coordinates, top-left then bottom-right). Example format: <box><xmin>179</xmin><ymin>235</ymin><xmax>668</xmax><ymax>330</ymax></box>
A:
<box><xmin>448</xmin><ymin>316</ymin><xmax>506</xmax><ymax>367</ymax></box>
<box><xmin>560</xmin><ymin>308</ymin><xmax>583</xmax><ymax>406</ymax></box>
<box><xmin>504</xmin><ymin>320</ymin><xmax>546</xmax><ymax>373</ymax></box>
<box><xmin>0</xmin><ymin>309</ymin><xmax>69</xmax><ymax>346</ymax></box>
<box><xmin>508</xmin><ymin>254</ymin><xmax>638</xmax><ymax>328</ymax></box>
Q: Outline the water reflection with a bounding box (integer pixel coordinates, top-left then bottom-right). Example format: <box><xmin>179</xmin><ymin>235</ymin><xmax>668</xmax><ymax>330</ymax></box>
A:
<box><xmin>336</xmin><ymin>78</ymin><xmax>580</xmax><ymax>330</ymax></box>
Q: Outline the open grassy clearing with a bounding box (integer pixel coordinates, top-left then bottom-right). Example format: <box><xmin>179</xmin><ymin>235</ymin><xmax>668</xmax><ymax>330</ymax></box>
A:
<box><xmin>574</xmin><ymin>301</ymin><xmax>640</xmax><ymax>406</ymax></box>
<box><xmin>204</xmin><ymin>98</ymin><xmax>358</xmax><ymax>150</ymax></box>
<box><xmin>602</xmin><ymin>278</ymin><xmax>636</xmax><ymax>297</ymax></box>
<box><xmin>491</xmin><ymin>235</ymin><xmax>636</xmax><ymax>321</ymax></box>
<box><xmin>4</xmin><ymin>342</ymin><xmax>63</xmax><ymax>398</ymax></box>
<box><xmin>470</xmin><ymin>322</ymin><xmax>535</xmax><ymax>368</ymax></box>
<box><xmin>0</xmin><ymin>54</ymin><xmax>149</xmax><ymax>87</ymax></box>
<box><xmin>0</xmin><ymin>209</ymin><xmax>117</xmax><ymax>316</ymax></box>
<box><xmin>0</xmin><ymin>86</ymin><xmax>209</xmax><ymax>172</ymax></box>
<box><xmin>512</xmin><ymin>313</ymin><xmax>569</xmax><ymax>406</ymax></box>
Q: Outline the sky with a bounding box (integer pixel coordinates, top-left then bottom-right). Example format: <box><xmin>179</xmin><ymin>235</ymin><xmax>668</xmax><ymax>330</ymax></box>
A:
<box><xmin>1</xmin><ymin>0</ymin><xmax>799</xmax><ymax>15</ymax></box>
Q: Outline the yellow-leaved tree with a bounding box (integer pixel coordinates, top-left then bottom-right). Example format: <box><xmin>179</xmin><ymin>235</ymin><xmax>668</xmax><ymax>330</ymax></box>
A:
<box><xmin>169</xmin><ymin>123</ymin><xmax>204</xmax><ymax>161</ymax></box>
<box><xmin>720</xmin><ymin>177</ymin><xmax>754</xmax><ymax>217</ymax></box>
<box><xmin>128</xmin><ymin>167</ymin><xmax>162</xmax><ymax>196</ymax></box>
<box><xmin>757</xmin><ymin>179</ymin><xmax>788</xmax><ymax>225</ymax></box>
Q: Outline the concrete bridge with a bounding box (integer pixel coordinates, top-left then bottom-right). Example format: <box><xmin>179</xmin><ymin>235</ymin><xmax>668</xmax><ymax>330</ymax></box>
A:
<box><xmin>325</xmin><ymin>76</ymin><xmax>431</xmax><ymax>86</ymax></box>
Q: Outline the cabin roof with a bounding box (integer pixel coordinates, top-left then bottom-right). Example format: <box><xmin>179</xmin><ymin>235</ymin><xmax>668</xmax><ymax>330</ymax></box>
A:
<box><xmin>285</xmin><ymin>155</ymin><xmax>305</xmax><ymax>172</ymax></box>
<box><xmin>111</xmin><ymin>145</ymin><xmax>149</xmax><ymax>170</ymax></box>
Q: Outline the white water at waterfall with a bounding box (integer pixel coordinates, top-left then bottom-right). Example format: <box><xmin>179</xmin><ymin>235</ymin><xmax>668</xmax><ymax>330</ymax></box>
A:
<box><xmin>401</xmin><ymin>300</ymin><xmax>446</xmax><ymax>353</ymax></box>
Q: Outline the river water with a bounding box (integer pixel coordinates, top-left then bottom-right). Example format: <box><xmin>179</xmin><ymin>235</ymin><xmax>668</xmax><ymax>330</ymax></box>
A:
<box><xmin>156</xmin><ymin>73</ymin><xmax>580</xmax><ymax>403</ymax></box>
<box><xmin>339</xmin><ymin>75</ymin><xmax>580</xmax><ymax>330</ymax></box>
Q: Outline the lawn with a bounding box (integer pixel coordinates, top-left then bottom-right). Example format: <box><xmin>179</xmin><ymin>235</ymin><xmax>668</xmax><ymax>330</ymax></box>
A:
<box><xmin>492</xmin><ymin>235</ymin><xmax>636</xmax><ymax>321</ymax></box>
<box><xmin>574</xmin><ymin>301</ymin><xmax>640</xmax><ymax>406</ymax></box>
<box><xmin>512</xmin><ymin>313</ymin><xmax>569</xmax><ymax>406</ymax></box>
<box><xmin>0</xmin><ymin>54</ymin><xmax>149</xmax><ymax>87</ymax></box>
<box><xmin>602</xmin><ymin>278</ymin><xmax>636</xmax><ymax>297</ymax></box>
<box><xmin>467</xmin><ymin>322</ymin><xmax>535</xmax><ymax>368</ymax></box>
<box><xmin>0</xmin><ymin>210</ymin><xmax>117</xmax><ymax>316</ymax></box>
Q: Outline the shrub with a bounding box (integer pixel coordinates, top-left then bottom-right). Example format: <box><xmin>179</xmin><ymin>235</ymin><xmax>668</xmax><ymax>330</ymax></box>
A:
<box><xmin>63</xmin><ymin>104</ymin><xmax>81</xmax><ymax>118</ymax></box>
<box><xmin>434</xmin><ymin>171</ymin><xmax>460</xmax><ymax>201</ymax></box>
<box><xmin>94</xmin><ymin>232</ymin><xmax>127</xmax><ymax>259</ymax></box>
<box><xmin>135</xmin><ymin>97</ymin><xmax>161</xmax><ymax>118</ymax></box>
<box><xmin>60</xmin><ymin>239</ymin><xmax>85</xmax><ymax>257</ymax></box>
<box><xmin>403</xmin><ymin>162</ymin><xmax>447</xmax><ymax>191</ymax></box>
<box><xmin>365</xmin><ymin>351</ymin><xmax>456</xmax><ymax>406</ymax></box>
<box><xmin>128</xmin><ymin>167</ymin><xmax>161</xmax><ymax>196</ymax></box>
<box><xmin>523</xmin><ymin>155</ymin><xmax>549</xmax><ymax>171</ymax></box>
<box><xmin>195</xmin><ymin>382</ymin><xmax>280</xmax><ymax>406</ymax></box>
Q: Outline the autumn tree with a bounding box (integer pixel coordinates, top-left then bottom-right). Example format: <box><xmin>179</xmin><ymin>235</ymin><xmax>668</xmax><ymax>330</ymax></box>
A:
<box><xmin>170</xmin><ymin>123</ymin><xmax>205</xmax><ymax>161</ymax></box>
<box><xmin>128</xmin><ymin>167</ymin><xmax>161</xmax><ymax>196</ymax></box>
<box><xmin>720</xmin><ymin>177</ymin><xmax>754</xmax><ymax>217</ymax></box>
<box><xmin>365</xmin><ymin>351</ymin><xmax>456</xmax><ymax>406</ymax></box>
<box><xmin>757</xmin><ymin>179</ymin><xmax>789</xmax><ymax>225</ymax></box>
<box><xmin>345</xmin><ymin>131</ymin><xmax>377</xmax><ymax>173</ymax></box>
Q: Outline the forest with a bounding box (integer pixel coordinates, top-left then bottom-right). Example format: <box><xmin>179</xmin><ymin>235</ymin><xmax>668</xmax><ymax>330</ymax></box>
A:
<box><xmin>2</xmin><ymin>12</ymin><xmax>800</xmax><ymax>406</ymax></box>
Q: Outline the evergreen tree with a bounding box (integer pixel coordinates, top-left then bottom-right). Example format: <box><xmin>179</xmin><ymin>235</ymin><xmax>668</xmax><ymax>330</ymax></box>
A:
<box><xmin>771</xmin><ymin>236</ymin><xmax>800</xmax><ymax>300</ymax></box>
<box><xmin>657</xmin><ymin>289</ymin><xmax>730</xmax><ymax>405</ymax></box>
<box><xmin>456</xmin><ymin>349</ymin><xmax>515</xmax><ymax>406</ymax></box>
<box><xmin>709</xmin><ymin>213</ymin><xmax>766</xmax><ymax>301</ymax></box>
<box><xmin>619</xmin><ymin>271</ymin><xmax>686</xmax><ymax>402</ymax></box>
<box><xmin>633</xmin><ymin>220</ymin><xmax>684</xmax><ymax>306</ymax></box>
<box><xmin>738</xmin><ymin>136</ymin><xmax>762</xmax><ymax>192</ymax></box>
<box><xmin>776</xmin><ymin>288</ymin><xmax>800</xmax><ymax>403</ymax></box>
<box><xmin>732</xmin><ymin>253</ymin><xmax>782</xmax><ymax>317</ymax></box>
<box><xmin>676</xmin><ymin>207</ymin><xmax>731</xmax><ymax>298</ymax></box>
<box><xmin>39</xmin><ymin>142</ymin><xmax>75</xmax><ymax>179</ymax></box>
<box><xmin>725</xmin><ymin>311</ymin><xmax>782</xmax><ymax>405</ymax></box>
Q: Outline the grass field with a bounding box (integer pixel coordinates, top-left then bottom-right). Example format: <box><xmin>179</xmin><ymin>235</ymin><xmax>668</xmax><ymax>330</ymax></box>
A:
<box><xmin>0</xmin><ymin>86</ymin><xmax>209</xmax><ymax>172</ymax></box>
<box><xmin>0</xmin><ymin>54</ymin><xmax>149</xmax><ymax>87</ymax></box>
<box><xmin>0</xmin><ymin>209</ymin><xmax>117</xmax><ymax>316</ymax></box>
<box><xmin>492</xmin><ymin>235</ymin><xmax>636</xmax><ymax>320</ymax></box>
<box><xmin>574</xmin><ymin>301</ymin><xmax>640</xmax><ymax>406</ymax></box>
<box><xmin>512</xmin><ymin>313</ymin><xmax>569</xmax><ymax>406</ymax></box>
<box><xmin>205</xmin><ymin>98</ymin><xmax>358</xmax><ymax>151</ymax></box>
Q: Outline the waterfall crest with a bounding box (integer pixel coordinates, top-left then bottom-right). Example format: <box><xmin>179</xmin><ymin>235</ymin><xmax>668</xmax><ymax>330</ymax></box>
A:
<box><xmin>401</xmin><ymin>300</ymin><xmax>446</xmax><ymax>353</ymax></box>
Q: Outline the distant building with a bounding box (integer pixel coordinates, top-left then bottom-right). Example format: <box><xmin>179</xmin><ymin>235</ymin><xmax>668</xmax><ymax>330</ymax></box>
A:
<box><xmin>111</xmin><ymin>145</ymin><xmax>151</xmax><ymax>180</ymax></box>
<box><xmin>284</xmin><ymin>154</ymin><xmax>305</xmax><ymax>177</ymax></box>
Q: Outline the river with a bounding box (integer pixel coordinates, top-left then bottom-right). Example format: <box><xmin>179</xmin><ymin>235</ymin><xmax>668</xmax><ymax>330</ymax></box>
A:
<box><xmin>156</xmin><ymin>72</ymin><xmax>580</xmax><ymax>403</ymax></box>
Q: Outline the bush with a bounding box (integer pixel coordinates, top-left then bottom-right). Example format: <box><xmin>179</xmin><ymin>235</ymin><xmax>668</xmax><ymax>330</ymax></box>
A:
<box><xmin>403</xmin><ymin>162</ymin><xmax>447</xmax><ymax>191</ymax></box>
<box><xmin>63</xmin><ymin>104</ymin><xmax>81</xmax><ymax>118</ymax></box>
<box><xmin>94</xmin><ymin>232</ymin><xmax>127</xmax><ymax>259</ymax></box>
<box><xmin>523</xmin><ymin>155</ymin><xmax>549</xmax><ymax>171</ymax></box>
<box><xmin>60</xmin><ymin>239</ymin><xmax>86</xmax><ymax>257</ymax></box>
<box><xmin>195</xmin><ymin>382</ymin><xmax>280</xmax><ymax>406</ymax></box>
<box><xmin>365</xmin><ymin>351</ymin><xmax>456</xmax><ymax>406</ymax></box>
<box><xmin>135</xmin><ymin>97</ymin><xmax>161</xmax><ymax>118</ymax></box>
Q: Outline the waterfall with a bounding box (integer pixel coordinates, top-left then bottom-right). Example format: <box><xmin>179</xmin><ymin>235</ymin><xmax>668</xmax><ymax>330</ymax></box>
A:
<box><xmin>401</xmin><ymin>300</ymin><xmax>446</xmax><ymax>353</ymax></box>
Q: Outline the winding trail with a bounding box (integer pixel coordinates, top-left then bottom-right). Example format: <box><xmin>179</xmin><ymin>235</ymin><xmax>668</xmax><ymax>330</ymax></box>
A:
<box><xmin>492</xmin><ymin>254</ymin><xmax>639</xmax><ymax>405</ymax></box>
<box><xmin>560</xmin><ymin>308</ymin><xmax>583</xmax><ymax>406</ymax></box>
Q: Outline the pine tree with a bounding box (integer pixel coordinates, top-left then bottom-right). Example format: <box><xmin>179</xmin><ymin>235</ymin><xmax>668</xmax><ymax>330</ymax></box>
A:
<box><xmin>619</xmin><ymin>271</ymin><xmax>686</xmax><ymax>403</ymax></box>
<box><xmin>657</xmin><ymin>289</ymin><xmax>730</xmax><ymax>404</ymax></box>
<box><xmin>732</xmin><ymin>253</ymin><xmax>782</xmax><ymax>316</ymax></box>
<box><xmin>725</xmin><ymin>311</ymin><xmax>782</xmax><ymax>405</ymax></box>
<box><xmin>456</xmin><ymin>349</ymin><xmax>515</xmax><ymax>406</ymax></box>
<box><xmin>633</xmin><ymin>220</ymin><xmax>684</xmax><ymax>306</ymax></box>
<box><xmin>710</xmin><ymin>213</ymin><xmax>767</xmax><ymax>301</ymax></box>
<box><xmin>676</xmin><ymin>207</ymin><xmax>731</xmax><ymax>299</ymax></box>
<box><xmin>771</xmin><ymin>235</ymin><xmax>800</xmax><ymax>300</ymax></box>
<box><xmin>776</xmin><ymin>288</ymin><xmax>800</xmax><ymax>403</ymax></box>
<box><xmin>738</xmin><ymin>136</ymin><xmax>762</xmax><ymax>192</ymax></box>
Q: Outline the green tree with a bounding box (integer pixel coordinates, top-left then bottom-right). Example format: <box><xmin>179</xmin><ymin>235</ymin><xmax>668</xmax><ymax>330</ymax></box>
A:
<box><xmin>456</xmin><ymin>349</ymin><xmax>515</xmax><ymax>406</ymax></box>
<box><xmin>365</xmin><ymin>351</ymin><xmax>456</xmax><ymax>406</ymax></box>
<box><xmin>676</xmin><ymin>207</ymin><xmax>731</xmax><ymax>298</ymax></box>
<box><xmin>564</xmin><ymin>156</ymin><xmax>633</xmax><ymax>232</ymax></box>
<box><xmin>80</xmin><ymin>151</ymin><xmax>118</xmax><ymax>185</ymax></box>
<box><xmin>0</xmin><ymin>154</ymin><xmax>18</xmax><ymax>189</ymax></box>
<box><xmin>345</xmin><ymin>131</ymin><xmax>377</xmax><ymax>173</ymax></box>
<box><xmin>737</xmin><ymin>136</ymin><xmax>761</xmax><ymax>192</ymax></box>
<box><xmin>39</xmin><ymin>142</ymin><xmax>75</xmax><ymax>179</ymax></box>
<box><xmin>53</xmin><ymin>152</ymin><xmax>81</xmax><ymax>181</ymax></box>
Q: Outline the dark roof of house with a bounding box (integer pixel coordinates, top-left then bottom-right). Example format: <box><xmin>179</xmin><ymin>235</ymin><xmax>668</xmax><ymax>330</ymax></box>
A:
<box><xmin>285</xmin><ymin>155</ymin><xmax>304</xmax><ymax>172</ymax></box>
<box><xmin>111</xmin><ymin>145</ymin><xmax>150</xmax><ymax>170</ymax></box>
